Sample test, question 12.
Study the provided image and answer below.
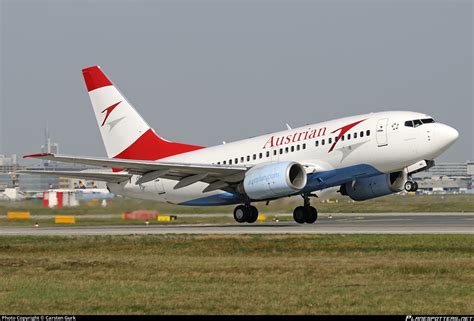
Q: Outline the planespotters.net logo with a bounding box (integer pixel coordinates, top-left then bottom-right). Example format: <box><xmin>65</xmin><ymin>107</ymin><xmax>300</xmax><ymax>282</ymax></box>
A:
<box><xmin>406</xmin><ymin>316</ymin><xmax>474</xmax><ymax>321</ymax></box>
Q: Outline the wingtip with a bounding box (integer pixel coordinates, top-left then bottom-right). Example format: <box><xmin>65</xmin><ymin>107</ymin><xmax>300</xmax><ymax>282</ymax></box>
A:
<box><xmin>23</xmin><ymin>153</ymin><xmax>52</xmax><ymax>159</ymax></box>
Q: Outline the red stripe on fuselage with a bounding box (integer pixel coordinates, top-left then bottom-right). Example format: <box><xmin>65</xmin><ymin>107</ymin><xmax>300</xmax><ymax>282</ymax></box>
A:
<box><xmin>113</xmin><ymin>128</ymin><xmax>204</xmax><ymax>161</ymax></box>
<box><xmin>82</xmin><ymin>66</ymin><xmax>113</xmax><ymax>92</ymax></box>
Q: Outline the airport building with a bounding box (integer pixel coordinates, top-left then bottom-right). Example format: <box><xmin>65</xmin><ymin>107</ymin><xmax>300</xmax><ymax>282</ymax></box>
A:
<box><xmin>413</xmin><ymin>161</ymin><xmax>474</xmax><ymax>193</ymax></box>
<box><xmin>0</xmin><ymin>154</ymin><xmax>91</xmax><ymax>193</ymax></box>
<box><xmin>0</xmin><ymin>154</ymin><xmax>21</xmax><ymax>189</ymax></box>
<box><xmin>0</xmin><ymin>129</ymin><xmax>99</xmax><ymax>194</ymax></box>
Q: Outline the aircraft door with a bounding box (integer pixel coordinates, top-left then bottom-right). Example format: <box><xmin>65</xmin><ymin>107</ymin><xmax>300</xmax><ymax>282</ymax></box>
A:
<box><xmin>376</xmin><ymin>118</ymin><xmax>389</xmax><ymax>147</ymax></box>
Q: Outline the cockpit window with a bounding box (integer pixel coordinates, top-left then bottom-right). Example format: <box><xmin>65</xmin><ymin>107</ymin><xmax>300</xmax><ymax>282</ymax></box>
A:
<box><xmin>405</xmin><ymin>118</ymin><xmax>435</xmax><ymax>128</ymax></box>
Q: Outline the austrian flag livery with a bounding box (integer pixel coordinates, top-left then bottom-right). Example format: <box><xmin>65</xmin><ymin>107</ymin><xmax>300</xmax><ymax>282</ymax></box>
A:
<box><xmin>21</xmin><ymin>65</ymin><xmax>459</xmax><ymax>224</ymax></box>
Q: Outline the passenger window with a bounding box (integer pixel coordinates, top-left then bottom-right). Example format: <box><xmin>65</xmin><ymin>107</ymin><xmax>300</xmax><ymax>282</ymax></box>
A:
<box><xmin>302</xmin><ymin>143</ymin><xmax>306</xmax><ymax>150</ymax></box>
<box><xmin>322</xmin><ymin>139</ymin><xmax>325</xmax><ymax>145</ymax></box>
<box><xmin>291</xmin><ymin>146</ymin><xmax>294</xmax><ymax>152</ymax></box>
<box><xmin>285</xmin><ymin>147</ymin><xmax>289</xmax><ymax>153</ymax></box>
<box><xmin>315</xmin><ymin>141</ymin><xmax>319</xmax><ymax>147</ymax></box>
<box><xmin>328</xmin><ymin>138</ymin><xmax>332</xmax><ymax>144</ymax></box>
<box><xmin>223</xmin><ymin>160</ymin><xmax>226</xmax><ymax>165</ymax></box>
<box><xmin>266</xmin><ymin>151</ymin><xmax>270</xmax><ymax>157</ymax></box>
<box><xmin>235</xmin><ymin>158</ymin><xmax>238</xmax><ymax>164</ymax></box>
<box><xmin>354</xmin><ymin>132</ymin><xmax>358</xmax><ymax>139</ymax></box>
<box><xmin>259</xmin><ymin>153</ymin><xmax>263</xmax><ymax>159</ymax></box>
<box><xmin>241</xmin><ymin>157</ymin><xmax>244</xmax><ymax>163</ymax></box>
<box><xmin>297</xmin><ymin>145</ymin><xmax>300</xmax><ymax>151</ymax></box>
<box><xmin>335</xmin><ymin>136</ymin><xmax>339</xmax><ymax>142</ymax></box>
<box><xmin>341</xmin><ymin>135</ymin><xmax>344</xmax><ymax>141</ymax></box>
<box><xmin>366</xmin><ymin>130</ymin><xmax>370</xmax><ymax>136</ymax></box>
<box><xmin>253</xmin><ymin>154</ymin><xmax>256</xmax><ymax>160</ymax></box>
<box><xmin>347</xmin><ymin>133</ymin><xmax>351</xmax><ymax>140</ymax></box>
<box><xmin>217</xmin><ymin>162</ymin><xmax>220</xmax><ymax>165</ymax></box>
<box><xmin>280</xmin><ymin>149</ymin><xmax>283</xmax><ymax>155</ymax></box>
<box><xmin>229</xmin><ymin>159</ymin><xmax>232</xmax><ymax>165</ymax></box>
<box><xmin>360</xmin><ymin>131</ymin><xmax>364</xmax><ymax>138</ymax></box>
<box><xmin>247</xmin><ymin>155</ymin><xmax>250</xmax><ymax>161</ymax></box>
<box><xmin>273</xmin><ymin>150</ymin><xmax>277</xmax><ymax>156</ymax></box>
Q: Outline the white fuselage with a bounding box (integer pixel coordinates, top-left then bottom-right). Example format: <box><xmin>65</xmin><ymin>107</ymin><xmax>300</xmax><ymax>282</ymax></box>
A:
<box><xmin>108</xmin><ymin>111</ymin><xmax>458</xmax><ymax>205</ymax></box>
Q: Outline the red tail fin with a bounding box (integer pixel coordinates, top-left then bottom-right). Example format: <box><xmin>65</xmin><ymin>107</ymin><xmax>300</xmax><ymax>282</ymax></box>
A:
<box><xmin>82</xmin><ymin>65</ymin><xmax>204</xmax><ymax>160</ymax></box>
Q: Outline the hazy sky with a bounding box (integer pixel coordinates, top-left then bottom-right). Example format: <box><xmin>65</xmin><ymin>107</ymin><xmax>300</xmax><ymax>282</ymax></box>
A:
<box><xmin>1</xmin><ymin>0</ymin><xmax>472</xmax><ymax>164</ymax></box>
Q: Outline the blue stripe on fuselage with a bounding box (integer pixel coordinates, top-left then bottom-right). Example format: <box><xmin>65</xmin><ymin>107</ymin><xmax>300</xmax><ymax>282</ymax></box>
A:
<box><xmin>178</xmin><ymin>191</ymin><xmax>242</xmax><ymax>206</ymax></box>
<box><xmin>178</xmin><ymin>163</ymin><xmax>383</xmax><ymax>206</ymax></box>
<box><xmin>300</xmin><ymin>163</ymin><xmax>383</xmax><ymax>194</ymax></box>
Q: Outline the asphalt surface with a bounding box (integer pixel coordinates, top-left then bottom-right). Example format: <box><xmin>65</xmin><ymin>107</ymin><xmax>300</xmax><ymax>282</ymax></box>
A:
<box><xmin>0</xmin><ymin>213</ymin><xmax>472</xmax><ymax>235</ymax></box>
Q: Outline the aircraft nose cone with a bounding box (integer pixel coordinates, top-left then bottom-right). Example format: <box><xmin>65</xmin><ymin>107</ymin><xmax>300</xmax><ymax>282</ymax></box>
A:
<box><xmin>438</xmin><ymin>124</ymin><xmax>459</xmax><ymax>148</ymax></box>
<box><xmin>444</xmin><ymin>125</ymin><xmax>459</xmax><ymax>144</ymax></box>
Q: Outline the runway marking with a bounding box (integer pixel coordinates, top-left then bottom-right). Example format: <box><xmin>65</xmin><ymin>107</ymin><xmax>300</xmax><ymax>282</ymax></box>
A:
<box><xmin>334</xmin><ymin>218</ymin><xmax>411</xmax><ymax>223</ymax></box>
<box><xmin>0</xmin><ymin>214</ymin><xmax>471</xmax><ymax>235</ymax></box>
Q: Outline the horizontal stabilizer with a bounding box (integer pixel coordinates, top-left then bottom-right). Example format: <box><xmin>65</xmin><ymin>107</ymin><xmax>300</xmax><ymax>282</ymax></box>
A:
<box><xmin>16</xmin><ymin>170</ymin><xmax>131</xmax><ymax>183</ymax></box>
<box><xmin>23</xmin><ymin>153</ymin><xmax>248</xmax><ymax>185</ymax></box>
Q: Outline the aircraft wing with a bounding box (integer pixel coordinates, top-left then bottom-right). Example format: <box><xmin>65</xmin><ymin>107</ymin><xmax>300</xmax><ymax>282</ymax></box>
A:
<box><xmin>17</xmin><ymin>170</ymin><xmax>132</xmax><ymax>183</ymax></box>
<box><xmin>23</xmin><ymin>153</ymin><xmax>249</xmax><ymax>191</ymax></box>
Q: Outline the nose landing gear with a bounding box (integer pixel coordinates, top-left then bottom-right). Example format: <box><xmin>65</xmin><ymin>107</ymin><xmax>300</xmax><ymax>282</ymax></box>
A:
<box><xmin>404</xmin><ymin>180</ymin><xmax>418</xmax><ymax>192</ymax></box>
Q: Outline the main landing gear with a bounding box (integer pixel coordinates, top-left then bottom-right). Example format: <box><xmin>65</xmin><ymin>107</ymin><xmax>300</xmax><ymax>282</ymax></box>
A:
<box><xmin>233</xmin><ymin>194</ymin><xmax>318</xmax><ymax>224</ymax></box>
<box><xmin>404</xmin><ymin>180</ymin><xmax>418</xmax><ymax>192</ymax></box>
<box><xmin>233</xmin><ymin>204</ymin><xmax>259</xmax><ymax>223</ymax></box>
<box><xmin>293</xmin><ymin>194</ymin><xmax>318</xmax><ymax>224</ymax></box>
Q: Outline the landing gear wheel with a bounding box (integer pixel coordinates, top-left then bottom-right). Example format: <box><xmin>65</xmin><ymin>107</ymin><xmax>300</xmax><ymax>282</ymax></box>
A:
<box><xmin>404</xmin><ymin>181</ymin><xmax>418</xmax><ymax>192</ymax></box>
<box><xmin>305</xmin><ymin>206</ymin><xmax>318</xmax><ymax>224</ymax></box>
<box><xmin>246</xmin><ymin>206</ymin><xmax>259</xmax><ymax>223</ymax></box>
<box><xmin>233</xmin><ymin>205</ymin><xmax>248</xmax><ymax>223</ymax></box>
<box><xmin>293</xmin><ymin>206</ymin><xmax>306</xmax><ymax>224</ymax></box>
<box><xmin>404</xmin><ymin>181</ymin><xmax>414</xmax><ymax>192</ymax></box>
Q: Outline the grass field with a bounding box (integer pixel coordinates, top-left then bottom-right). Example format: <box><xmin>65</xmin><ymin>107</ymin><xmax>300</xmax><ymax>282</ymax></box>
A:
<box><xmin>1</xmin><ymin>194</ymin><xmax>474</xmax><ymax>218</ymax></box>
<box><xmin>0</xmin><ymin>234</ymin><xmax>472</xmax><ymax>314</ymax></box>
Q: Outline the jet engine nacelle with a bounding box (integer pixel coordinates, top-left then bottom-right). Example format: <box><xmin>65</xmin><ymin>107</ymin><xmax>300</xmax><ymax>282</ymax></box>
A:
<box><xmin>243</xmin><ymin>161</ymin><xmax>307</xmax><ymax>200</ymax></box>
<box><xmin>340</xmin><ymin>171</ymin><xmax>407</xmax><ymax>201</ymax></box>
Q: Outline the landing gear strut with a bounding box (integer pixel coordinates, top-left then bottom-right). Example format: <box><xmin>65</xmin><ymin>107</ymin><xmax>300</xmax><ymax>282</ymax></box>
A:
<box><xmin>233</xmin><ymin>204</ymin><xmax>258</xmax><ymax>223</ymax></box>
<box><xmin>404</xmin><ymin>180</ymin><xmax>418</xmax><ymax>192</ymax></box>
<box><xmin>293</xmin><ymin>194</ymin><xmax>318</xmax><ymax>224</ymax></box>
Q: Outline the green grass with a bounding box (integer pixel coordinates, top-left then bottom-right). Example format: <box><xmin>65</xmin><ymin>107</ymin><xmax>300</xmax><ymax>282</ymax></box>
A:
<box><xmin>0</xmin><ymin>235</ymin><xmax>472</xmax><ymax>314</ymax></box>
<box><xmin>1</xmin><ymin>194</ymin><xmax>474</xmax><ymax>217</ymax></box>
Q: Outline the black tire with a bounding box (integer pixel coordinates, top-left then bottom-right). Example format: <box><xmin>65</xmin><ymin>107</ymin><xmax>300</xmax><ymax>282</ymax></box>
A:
<box><xmin>305</xmin><ymin>206</ymin><xmax>318</xmax><ymax>224</ymax></box>
<box><xmin>404</xmin><ymin>181</ymin><xmax>414</xmax><ymax>192</ymax></box>
<box><xmin>233</xmin><ymin>205</ymin><xmax>248</xmax><ymax>223</ymax></box>
<box><xmin>246</xmin><ymin>206</ymin><xmax>258</xmax><ymax>223</ymax></box>
<box><xmin>413</xmin><ymin>181</ymin><xmax>418</xmax><ymax>192</ymax></box>
<box><xmin>293</xmin><ymin>206</ymin><xmax>306</xmax><ymax>224</ymax></box>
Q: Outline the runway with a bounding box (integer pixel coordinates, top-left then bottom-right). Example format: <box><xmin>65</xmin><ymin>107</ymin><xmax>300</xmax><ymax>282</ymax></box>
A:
<box><xmin>0</xmin><ymin>213</ymin><xmax>472</xmax><ymax>235</ymax></box>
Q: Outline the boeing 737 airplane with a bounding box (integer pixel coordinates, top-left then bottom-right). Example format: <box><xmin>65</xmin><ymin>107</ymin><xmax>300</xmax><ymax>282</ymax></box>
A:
<box><xmin>21</xmin><ymin>66</ymin><xmax>459</xmax><ymax>224</ymax></box>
